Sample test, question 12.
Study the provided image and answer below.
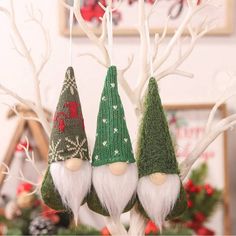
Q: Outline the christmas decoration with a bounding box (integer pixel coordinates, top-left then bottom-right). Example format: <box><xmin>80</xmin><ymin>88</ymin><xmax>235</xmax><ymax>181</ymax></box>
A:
<box><xmin>87</xmin><ymin>66</ymin><xmax>138</xmax><ymax>218</ymax></box>
<box><xmin>136</xmin><ymin>78</ymin><xmax>187</xmax><ymax>228</ymax></box>
<box><xmin>172</xmin><ymin>163</ymin><xmax>222</xmax><ymax>236</ymax></box>
<box><xmin>29</xmin><ymin>216</ymin><xmax>57</xmax><ymax>236</ymax></box>
<box><xmin>41</xmin><ymin>67</ymin><xmax>92</xmax><ymax>224</ymax></box>
<box><xmin>0</xmin><ymin>0</ymin><xmax>231</xmax><ymax>235</ymax></box>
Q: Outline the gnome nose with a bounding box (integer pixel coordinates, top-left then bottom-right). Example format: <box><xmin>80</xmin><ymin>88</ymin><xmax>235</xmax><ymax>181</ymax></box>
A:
<box><xmin>149</xmin><ymin>173</ymin><xmax>167</xmax><ymax>185</ymax></box>
<box><xmin>65</xmin><ymin>158</ymin><xmax>83</xmax><ymax>171</ymax></box>
<box><xmin>109</xmin><ymin>162</ymin><xmax>128</xmax><ymax>176</ymax></box>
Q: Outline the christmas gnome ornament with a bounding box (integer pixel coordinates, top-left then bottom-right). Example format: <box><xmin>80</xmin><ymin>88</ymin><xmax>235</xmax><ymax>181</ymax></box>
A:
<box><xmin>87</xmin><ymin>66</ymin><xmax>138</xmax><ymax>218</ymax></box>
<box><xmin>41</xmin><ymin>67</ymin><xmax>91</xmax><ymax>224</ymax></box>
<box><xmin>136</xmin><ymin>78</ymin><xmax>187</xmax><ymax>228</ymax></box>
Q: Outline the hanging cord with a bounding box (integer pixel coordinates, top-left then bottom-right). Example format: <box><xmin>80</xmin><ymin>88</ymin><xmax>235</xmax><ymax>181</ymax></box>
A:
<box><xmin>145</xmin><ymin>20</ymin><xmax>154</xmax><ymax>77</ymax></box>
<box><xmin>69</xmin><ymin>6</ymin><xmax>74</xmax><ymax>66</ymax></box>
<box><xmin>106</xmin><ymin>5</ymin><xmax>113</xmax><ymax>66</ymax></box>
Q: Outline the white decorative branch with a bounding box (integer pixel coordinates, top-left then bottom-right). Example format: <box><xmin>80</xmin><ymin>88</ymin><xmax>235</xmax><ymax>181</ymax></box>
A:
<box><xmin>3</xmin><ymin>103</ymin><xmax>41</xmax><ymax>123</ymax></box>
<box><xmin>19</xmin><ymin>136</ymin><xmax>43</xmax><ymax>177</ymax></box>
<box><xmin>105</xmin><ymin>217</ymin><xmax>128</xmax><ymax>236</ymax></box>
<box><xmin>1</xmin><ymin>162</ymin><xmax>40</xmax><ymax>189</ymax></box>
<box><xmin>72</xmin><ymin>0</ymin><xmax>110</xmax><ymax>67</ymax></box>
<box><xmin>128</xmin><ymin>206</ymin><xmax>148</xmax><ymax>236</ymax></box>
<box><xmin>180</xmin><ymin>86</ymin><xmax>236</xmax><ymax>180</ymax></box>
<box><xmin>0</xmin><ymin>1</ymin><xmax>51</xmax><ymax>137</ymax></box>
<box><xmin>1</xmin><ymin>136</ymin><xmax>42</xmax><ymax>196</ymax></box>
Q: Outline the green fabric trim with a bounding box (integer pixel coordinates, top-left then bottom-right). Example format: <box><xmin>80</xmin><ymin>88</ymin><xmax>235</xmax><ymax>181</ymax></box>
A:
<box><xmin>92</xmin><ymin>66</ymin><xmax>135</xmax><ymax>166</ymax></box>
<box><xmin>86</xmin><ymin>184</ymin><xmax>136</xmax><ymax>216</ymax></box>
<box><xmin>137</xmin><ymin>77</ymin><xmax>178</xmax><ymax>178</ymax></box>
<box><xmin>48</xmin><ymin>67</ymin><xmax>89</xmax><ymax>164</ymax></box>
<box><xmin>137</xmin><ymin>183</ymin><xmax>187</xmax><ymax>220</ymax></box>
<box><xmin>40</xmin><ymin>167</ymin><xmax>66</xmax><ymax>211</ymax></box>
<box><xmin>41</xmin><ymin>167</ymin><xmax>87</xmax><ymax>211</ymax></box>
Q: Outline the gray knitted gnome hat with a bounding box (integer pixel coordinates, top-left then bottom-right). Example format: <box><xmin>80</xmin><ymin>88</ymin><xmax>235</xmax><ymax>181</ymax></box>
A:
<box><xmin>48</xmin><ymin>66</ymin><xmax>89</xmax><ymax>164</ymax></box>
<box><xmin>41</xmin><ymin>67</ymin><xmax>89</xmax><ymax>211</ymax></box>
<box><xmin>137</xmin><ymin>77</ymin><xmax>187</xmax><ymax>219</ymax></box>
<box><xmin>137</xmin><ymin>77</ymin><xmax>179</xmax><ymax>178</ymax></box>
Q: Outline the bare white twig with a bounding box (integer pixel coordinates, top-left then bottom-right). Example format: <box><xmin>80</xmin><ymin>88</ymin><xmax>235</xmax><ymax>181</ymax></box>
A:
<box><xmin>78</xmin><ymin>53</ymin><xmax>107</xmax><ymax>67</ymax></box>
<box><xmin>105</xmin><ymin>217</ymin><xmax>128</xmax><ymax>236</ymax></box>
<box><xmin>128</xmin><ymin>205</ymin><xmax>148</xmax><ymax>235</ymax></box>
<box><xmin>73</xmin><ymin>0</ymin><xmax>110</xmax><ymax>67</ymax></box>
<box><xmin>2</xmin><ymin>103</ymin><xmax>41</xmax><ymax>123</ymax></box>
<box><xmin>1</xmin><ymin>162</ymin><xmax>40</xmax><ymax>187</ymax></box>
<box><xmin>0</xmin><ymin>1</ymin><xmax>51</xmax><ymax>136</ymax></box>
<box><xmin>19</xmin><ymin>136</ymin><xmax>43</xmax><ymax>177</ymax></box>
<box><xmin>180</xmin><ymin>86</ymin><xmax>236</xmax><ymax>180</ymax></box>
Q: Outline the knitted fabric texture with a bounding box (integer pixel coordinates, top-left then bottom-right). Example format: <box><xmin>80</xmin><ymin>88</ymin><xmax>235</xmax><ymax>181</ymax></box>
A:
<box><xmin>87</xmin><ymin>185</ymin><xmax>136</xmax><ymax>216</ymax></box>
<box><xmin>137</xmin><ymin>77</ymin><xmax>178</xmax><ymax>178</ymax></box>
<box><xmin>92</xmin><ymin>66</ymin><xmax>135</xmax><ymax>166</ymax></box>
<box><xmin>137</xmin><ymin>183</ymin><xmax>187</xmax><ymax>220</ymax></box>
<box><xmin>41</xmin><ymin>167</ymin><xmax>65</xmax><ymax>211</ymax></box>
<box><xmin>48</xmin><ymin>67</ymin><xmax>89</xmax><ymax>164</ymax></box>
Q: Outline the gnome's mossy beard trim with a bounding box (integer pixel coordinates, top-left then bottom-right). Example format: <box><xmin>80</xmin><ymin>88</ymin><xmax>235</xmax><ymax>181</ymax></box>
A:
<box><xmin>87</xmin><ymin>163</ymin><xmax>138</xmax><ymax>217</ymax></box>
<box><xmin>136</xmin><ymin>77</ymin><xmax>187</xmax><ymax>224</ymax></box>
<box><xmin>87</xmin><ymin>66</ymin><xmax>137</xmax><ymax>217</ymax></box>
<box><xmin>40</xmin><ymin>167</ymin><xmax>65</xmax><ymax>211</ymax></box>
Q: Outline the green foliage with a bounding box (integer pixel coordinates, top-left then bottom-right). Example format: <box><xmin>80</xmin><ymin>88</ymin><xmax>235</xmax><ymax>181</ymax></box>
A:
<box><xmin>161</xmin><ymin>226</ymin><xmax>193</xmax><ymax>235</ymax></box>
<box><xmin>171</xmin><ymin>163</ymin><xmax>222</xmax><ymax>235</ymax></box>
<box><xmin>190</xmin><ymin>163</ymin><xmax>208</xmax><ymax>185</ymax></box>
<box><xmin>57</xmin><ymin>225</ymin><xmax>100</xmax><ymax>235</ymax></box>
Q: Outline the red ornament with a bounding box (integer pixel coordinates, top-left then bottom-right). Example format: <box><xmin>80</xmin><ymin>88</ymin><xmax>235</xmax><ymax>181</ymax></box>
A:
<box><xmin>187</xmin><ymin>200</ymin><xmax>193</xmax><ymax>208</ymax></box>
<box><xmin>185</xmin><ymin>179</ymin><xmax>194</xmax><ymax>190</ymax></box>
<box><xmin>145</xmin><ymin>221</ymin><xmax>159</xmax><ymax>235</ymax></box>
<box><xmin>196</xmin><ymin>226</ymin><xmax>214</xmax><ymax>235</ymax></box>
<box><xmin>185</xmin><ymin>221</ymin><xmax>201</xmax><ymax>231</ymax></box>
<box><xmin>204</xmin><ymin>184</ymin><xmax>214</xmax><ymax>196</ymax></box>
<box><xmin>41</xmin><ymin>204</ymin><xmax>60</xmax><ymax>223</ymax></box>
<box><xmin>101</xmin><ymin>227</ymin><xmax>110</xmax><ymax>236</ymax></box>
<box><xmin>17</xmin><ymin>182</ymin><xmax>33</xmax><ymax>195</ymax></box>
<box><xmin>15</xmin><ymin>141</ymin><xmax>33</xmax><ymax>155</ymax></box>
<box><xmin>194</xmin><ymin>212</ymin><xmax>206</xmax><ymax>223</ymax></box>
<box><xmin>185</xmin><ymin>180</ymin><xmax>202</xmax><ymax>193</ymax></box>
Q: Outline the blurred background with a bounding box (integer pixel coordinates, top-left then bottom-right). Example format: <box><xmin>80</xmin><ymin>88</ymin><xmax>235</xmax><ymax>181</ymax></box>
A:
<box><xmin>0</xmin><ymin>0</ymin><xmax>235</xmax><ymax>235</ymax></box>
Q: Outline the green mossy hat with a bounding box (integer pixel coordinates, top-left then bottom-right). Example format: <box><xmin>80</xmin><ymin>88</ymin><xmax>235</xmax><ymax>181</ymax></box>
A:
<box><xmin>137</xmin><ymin>77</ymin><xmax>187</xmax><ymax>219</ymax></box>
<box><xmin>92</xmin><ymin>66</ymin><xmax>135</xmax><ymax>166</ymax></box>
<box><xmin>137</xmin><ymin>77</ymin><xmax>179</xmax><ymax>178</ymax></box>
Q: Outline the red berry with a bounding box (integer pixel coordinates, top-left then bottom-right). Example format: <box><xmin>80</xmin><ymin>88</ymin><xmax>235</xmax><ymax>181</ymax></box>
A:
<box><xmin>205</xmin><ymin>184</ymin><xmax>214</xmax><ymax>196</ymax></box>
<box><xmin>17</xmin><ymin>182</ymin><xmax>33</xmax><ymax>195</ymax></box>
<box><xmin>194</xmin><ymin>212</ymin><xmax>206</xmax><ymax>223</ymax></box>
<box><xmin>101</xmin><ymin>227</ymin><xmax>110</xmax><ymax>236</ymax></box>
<box><xmin>187</xmin><ymin>200</ymin><xmax>193</xmax><ymax>208</ymax></box>
<box><xmin>196</xmin><ymin>226</ymin><xmax>214</xmax><ymax>235</ymax></box>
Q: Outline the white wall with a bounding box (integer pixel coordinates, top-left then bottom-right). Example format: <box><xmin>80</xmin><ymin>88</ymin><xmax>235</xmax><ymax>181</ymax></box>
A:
<box><xmin>0</xmin><ymin>0</ymin><xmax>236</xmax><ymax>233</ymax></box>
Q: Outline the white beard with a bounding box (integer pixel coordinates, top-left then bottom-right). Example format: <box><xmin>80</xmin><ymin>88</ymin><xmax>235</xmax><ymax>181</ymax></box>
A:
<box><xmin>93</xmin><ymin>163</ymin><xmax>138</xmax><ymax>219</ymax></box>
<box><xmin>137</xmin><ymin>174</ymin><xmax>180</xmax><ymax>229</ymax></box>
<box><xmin>50</xmin><ymin>160</ymin><xmax>92</xmax><ymax>224</ymax></box>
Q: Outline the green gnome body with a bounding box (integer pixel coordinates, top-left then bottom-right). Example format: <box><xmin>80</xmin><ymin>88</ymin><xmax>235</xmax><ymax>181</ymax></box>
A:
<box><xmin>136</xmin><ymin>78</ymin><xmax>187</xmax><ymax>227</ymax></box>
<box><xmin>87</xmin><ymin>66</ymin><xmax>138</xmax><ymax>218</ymax></box>
<box><xmin>41</xmin><ymin>67</ymin><xmax>91</xmax><ymax>223</ymax></box>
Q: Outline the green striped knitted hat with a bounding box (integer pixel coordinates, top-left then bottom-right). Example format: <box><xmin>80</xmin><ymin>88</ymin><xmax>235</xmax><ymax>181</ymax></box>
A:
<box><xmin>137</xmin><ymin>77</ymin><xmax>179</xmax><ymax>178</ymax></box>
<box><xmin>48</xmin><ymin>67</ymin><xmax>89</xmax><ymax>164</ymax></box>
<box><xmin>92</xmin><ymin>66</ymin><xmax>135</xmax><ymax>166</ymax></box>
